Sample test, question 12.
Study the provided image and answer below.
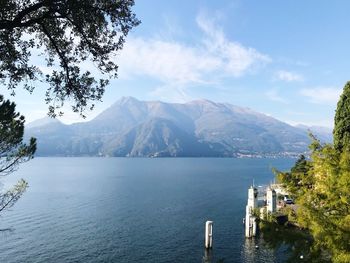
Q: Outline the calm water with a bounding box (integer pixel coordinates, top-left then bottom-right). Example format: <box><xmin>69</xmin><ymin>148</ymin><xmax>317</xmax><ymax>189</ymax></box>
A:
<box><xmin>0</xmin><ymin>158</ymin><xmax>295</xmax><ymax>263</ymax></box>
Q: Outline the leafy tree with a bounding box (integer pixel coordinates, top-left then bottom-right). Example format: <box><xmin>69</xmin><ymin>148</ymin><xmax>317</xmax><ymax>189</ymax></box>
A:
<box><xmin>0</xmin><ymin>0</ymin><xmax>138</xmax><ymax>214</ymax></box>
<box><xmin>275</xmin><ymin>138</ymin><xmax>350</xmax><ymax>262</ymax></box>
<box><xmin>302</xmin><ymin>142</ymin><xmax>350</xmax><ymax>262</ymax></box>
<box><xmin>0</xmin><ymin>0</ymin><xmax>140</xmax><ymax>116</ymax></box>
<box><xmin>275</xmin><ymin>84</ymin><xmax>350</xmax><ymax>262</ymax></box>
<box><xmin>334</xmin><ymin>81</ymin><xmax>350</xmax><ymax>151</ymax></box>
<box><xmin>275</xmin><ymin>153</ymin><xmax>312</xmax><ymax>198</ymax></box>
<box><xmin>0</xmin><ymin>95</ymin><xmax>36</xmax><ymax>213</ymax></box>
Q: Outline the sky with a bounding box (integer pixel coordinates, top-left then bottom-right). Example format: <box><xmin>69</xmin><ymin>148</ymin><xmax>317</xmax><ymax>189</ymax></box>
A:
<box><xmin>5</xmin><ymin>0</ymin><xmax>350</xmax><ymax>128</ymax></box>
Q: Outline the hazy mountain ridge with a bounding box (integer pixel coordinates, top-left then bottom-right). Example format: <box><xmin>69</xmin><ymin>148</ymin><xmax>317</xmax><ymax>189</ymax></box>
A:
<box><xmin>295</xmin><ymin>124</ymin><xmax>333</xmax><ymax>143</ymax></box>
<box><xmin>25</xmin><ymin>97</ymin><xmax>332</xmax><ymax>157</ymax></box>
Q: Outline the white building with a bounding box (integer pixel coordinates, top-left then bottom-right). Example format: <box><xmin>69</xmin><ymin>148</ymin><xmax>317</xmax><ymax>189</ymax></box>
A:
<box><xmin>266</xmin><ymin>187</ymin><xmax>277</xmax><ymax>213</ymax></box>
<box><xmin>245</xmin><ymin>186</ymin><xmax>258</xmax><ymax>237</ymax></box>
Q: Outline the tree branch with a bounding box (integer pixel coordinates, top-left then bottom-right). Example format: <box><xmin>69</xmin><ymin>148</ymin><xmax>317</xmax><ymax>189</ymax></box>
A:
<box><xmin>0</xmin><ymin>181</ymin><xmax>27</xmax><ymax>213</ymax></box>
<box><xmin>39</xmin><ymin>22</ymin><xmax>71</xmax><ymax>85</ymax></box>
<box><xmin>0</xmin><ymin>155</ymin><xmax>22</xmax><ymax>174</ymax></box>
<box><xmin>13</xmin><ymin>1</ymin><xmax>48</xmax><ymax>23</ymax></box>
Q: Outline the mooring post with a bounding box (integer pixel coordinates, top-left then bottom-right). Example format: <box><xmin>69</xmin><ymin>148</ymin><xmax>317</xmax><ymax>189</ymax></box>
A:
<box><xmin>205</xmin><ymin>220</ymin><xmax>213</xmax><ymax>249</ymax></box>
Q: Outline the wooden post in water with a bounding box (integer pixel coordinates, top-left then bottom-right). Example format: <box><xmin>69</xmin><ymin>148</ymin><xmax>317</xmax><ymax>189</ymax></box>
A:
<box><xmin>205</xmin><ymin>221</ymin><xmax>213</xmax><ymax>249</ymax></box>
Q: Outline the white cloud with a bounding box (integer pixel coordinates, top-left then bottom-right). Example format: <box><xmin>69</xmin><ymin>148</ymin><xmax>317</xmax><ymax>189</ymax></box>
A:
<box><xmin>195</xmin><ymin>13</ymin><xmax>270</xmax><ymax>77</ymax></box>
<box><xmin>116</xmin><ymin>12</ymin><xmax>270</xmax><ymax>100</ymax></box>
<box><xmin>275</xmin><ymin>70</ymin><xmax>303</xmax><ymax>82</ymax></box>
<box><xmin>265</xmin><ymin>89</ymin><xmax>288</xmax><ymax>104</ymax></box>
<box><xmin>118</xmin><ymin>37</ymin><xmax>221</xmax><ymax>85</ymax></box>
<box><xmin>300</xmin><ymin>87</ymin><xmax>342</xmax><ymax>104</ymax></box>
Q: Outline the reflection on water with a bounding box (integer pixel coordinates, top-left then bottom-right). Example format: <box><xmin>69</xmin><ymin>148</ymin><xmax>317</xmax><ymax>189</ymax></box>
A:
<box><xmin>202</xmin><ymin>237</ymin><xmax>279</xmax><ymax>263</ymax></box>
<box><xmin>202</xmin><ymin>249</ymin><xmax>213</xmax><ymax>263</ymax></box>
<box><xmin>241</xmin><ymin>238</ymin><xmax>276</xmax><ymax>263</ymax></box>
<box><xmin>202</xmin><ymin>249</ymin><xmax>226</xmax><ymax>263</ymax></box>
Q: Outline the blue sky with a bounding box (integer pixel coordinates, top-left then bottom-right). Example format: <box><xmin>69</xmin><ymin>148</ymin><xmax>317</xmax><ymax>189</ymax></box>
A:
<box><xmin>6</xmin><ymin>0</ymin><xmax>350</xmax><ymax>127</ymax></box>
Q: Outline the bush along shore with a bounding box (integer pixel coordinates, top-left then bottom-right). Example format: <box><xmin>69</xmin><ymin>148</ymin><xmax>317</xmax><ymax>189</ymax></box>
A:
<box><xmin>262</xmin><ymin>81</ymin><xmax>350</xmax><ymax>263</ymax></box>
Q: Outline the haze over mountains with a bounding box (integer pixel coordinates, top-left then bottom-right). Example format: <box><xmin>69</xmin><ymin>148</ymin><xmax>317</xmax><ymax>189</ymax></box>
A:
<box><xmin>25</xmin><ymin>97</ymin><xmax>332</xmax><ymax>157</ymax></box>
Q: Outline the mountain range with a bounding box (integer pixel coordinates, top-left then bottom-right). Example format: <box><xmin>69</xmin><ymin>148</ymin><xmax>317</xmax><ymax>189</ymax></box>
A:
<box><xmin>24</xmin><ymin>97</ymin><xmax>333</xmax><ymax>157</ymax></box>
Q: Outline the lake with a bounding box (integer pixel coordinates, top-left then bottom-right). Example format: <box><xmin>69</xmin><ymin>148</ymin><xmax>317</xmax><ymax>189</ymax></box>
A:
<box><xmin>0</xmin><ymin>158</ymin><xmax>295</xmax><ymax>263</ymax></box>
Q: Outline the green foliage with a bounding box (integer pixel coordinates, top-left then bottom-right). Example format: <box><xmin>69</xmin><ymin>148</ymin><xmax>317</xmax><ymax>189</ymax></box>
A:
<box><xmin>277</xmin><ymin>193</ymin><xmax>284</xmax><ymax>201</ymax></box>
<box><xmin>0</xmin><ymin>0</ymin><xmax>139</xmax><ymax>216</ymax></box>
<box><xmin>0</xmin><ymin>0</ymin><xmax>140</xmax><ymax>117</ymax></box>
<box><xmin>279</xmin><ymin>206</ymin><xmax>297</xmax><ymax>224</ymax></box>
<box><xmin>0</xmin><ymin>95</ymin><xmax>36</xmax><ymax>175</ymax></box>
<box><xmin>0</xmin><ymin>179</ymin><xmax>28</xmax><ymax>213</ymax></box>
<box><xmin>251</xmin><ymin>208</ymin><xmax>261</xmax><ymax>218</ymax></box>
<box><xmin>274</xmin><ymin>86</ymin><xmax>350</xmax><ymax>261</ymax></box>
<box><xmin>306</xmin><ymin>146</ymin><xmax>350</xmax><ymax>262</ymax></box>
<box><xmin>0</xmin><ymin>95</ymin><xmax>36</xmax><ymax>213</ymax></box>
<box><xmin>334</xmin><ymin>81</ymin><xmax>350</xmax><ymax>151</ymax></box>
<box><xmin>267</xmin><ymin>212</ymin><xmax>277</xmax><ymax>223</ymax></box>
<box><xmin>275</xmin><ymin>137</ymin><xmax>350</xmax><ymax>262</ymax></box>
<box><xmin>275</xmin><ymin>154</ymin><xmax>312</xmax><ymax>199</ymax></box>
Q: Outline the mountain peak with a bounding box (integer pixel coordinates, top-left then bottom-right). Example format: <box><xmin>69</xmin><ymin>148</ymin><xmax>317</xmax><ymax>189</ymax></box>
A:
<box><xmin>25</xmin><ymin>97</ymin><xmax>333</xmax><ymax>157</ymax></box>
<box><xmin>188</xmin><ymin>98</ymin><xmax>218</xmax><ymax>106</ymax></box>
<box><xmin>26</xmin><ymin>116</ymin><xmax>61</xmax><ymax>129</ymax></box>
<box><xmin>118</xmin><ymin>96</ymin><xmax>140</xmax><ymax>104</ymax></box>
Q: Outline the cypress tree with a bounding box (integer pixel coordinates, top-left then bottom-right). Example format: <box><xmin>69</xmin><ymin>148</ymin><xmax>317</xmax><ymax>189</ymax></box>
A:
<box><xmin>334</xmin><ymin>81</ymin><xmax>350</xmax><ymax>151</ymax></box>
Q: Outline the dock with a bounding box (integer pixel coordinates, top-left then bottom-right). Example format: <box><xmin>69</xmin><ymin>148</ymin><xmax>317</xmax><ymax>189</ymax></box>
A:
<box><xmin>244</xmin><ymin>184</ymin><xmax>287</xmax><ymax>238</ymax></box>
